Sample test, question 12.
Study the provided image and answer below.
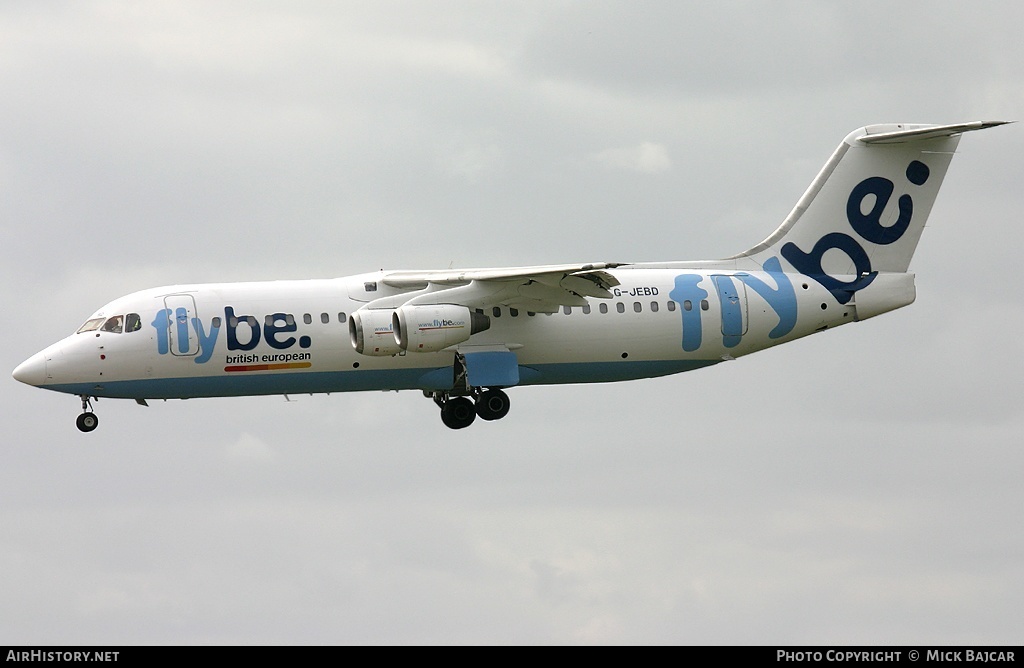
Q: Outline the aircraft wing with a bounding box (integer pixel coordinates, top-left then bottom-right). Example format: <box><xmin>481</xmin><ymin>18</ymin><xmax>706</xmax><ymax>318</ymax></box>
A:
<box><xmin>365</xmin><ymin>262</ymin><xmax>628</xmax><ymax>313</ymax></box>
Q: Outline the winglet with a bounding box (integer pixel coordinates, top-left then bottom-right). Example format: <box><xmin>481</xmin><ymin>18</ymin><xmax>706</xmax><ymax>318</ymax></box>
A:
<box><xmin>858</xmin><ymin>121</ymin><xmax>1013</xmax><ymax>144</ymax></box>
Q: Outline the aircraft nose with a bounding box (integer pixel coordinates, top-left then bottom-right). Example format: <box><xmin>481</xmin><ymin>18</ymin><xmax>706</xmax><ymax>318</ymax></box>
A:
<box><xmin>12</xmin><ymin>353</ymin><xmax>47</xmax><ymax>387</ymax></box>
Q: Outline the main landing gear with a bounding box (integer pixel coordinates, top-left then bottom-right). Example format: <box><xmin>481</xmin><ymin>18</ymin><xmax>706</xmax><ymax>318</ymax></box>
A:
<box><xmin>431</xmin><ymin>388</ymin><xmax>511</xmax><ymax>430</ymax></box>
<box><xmin>76</xmin><ymin>395</ymin><xmax>98</xmax><ymax>433</ymax></box>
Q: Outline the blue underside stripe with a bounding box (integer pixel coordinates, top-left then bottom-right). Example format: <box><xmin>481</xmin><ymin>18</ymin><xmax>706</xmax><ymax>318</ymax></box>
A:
<box><xmin>38</xmin><ymin>359</ymin><xmax>718</xmax><ymax>399</ymax></box>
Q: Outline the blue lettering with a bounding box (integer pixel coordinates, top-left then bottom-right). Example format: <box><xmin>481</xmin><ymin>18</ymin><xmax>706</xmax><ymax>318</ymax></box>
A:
<box><xmin>670</xmin><ymin>274</ymin><xmax>707</xmax><ymax>352</ymax></box>
<box><xmin>151</xmin><ymin>309</ymin><xmax>171</xmax><ymax>355</ymax></box>
<box><xmin>265</xmin><ymin>313</ymin><xmax>296</xmax><ymax>350</ymax></box>
<box><xmin>735</xmin><ymin>256</ymin><xmax>797</xmax><ymax>339</ymax></box>
<box><xmin>175</xmin><ymin>307</ymin><xmax>190</xmax><ymax>354</ymax></box>
<box><xmin>847</xmin><ymin>176</ymin><xmax>912</xmax><ymax>245</ymax></box>
<box><xmin>153</xmin><ymin>305</ymin><xmax>311</xmax><ymax>362</ymax></box>
<box><xmin>906</xmin><ymin>159</ymin><xmax>930</xmax><ymax>186</ymax></box>
<box><xmin>713</xmin><ymin>275</ymin><xmax>744</xmax><ymax>349</ymax></box>
<box><xmin>191</xmin><ymin>317</ymin><xmax>221</xmax><ymax>364</ymax></box>
<box><xmin>781</xmin><ymin>233</ymin><xmax>876</xmax><ymax>304</ymax></box>
<box><xmin>781</xmin><ymin>163</ymin><xmax>927</xmax><ymax>304</ymax></box>
<box><xmin>225</xmin><ymin>306</ymin><xmax>261</xmax><ymax>351</ymax></box>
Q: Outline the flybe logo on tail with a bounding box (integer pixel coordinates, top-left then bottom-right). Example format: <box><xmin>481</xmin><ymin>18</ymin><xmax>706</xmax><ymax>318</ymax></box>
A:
<box><xmin>670</xmin><ymin>160</ymin><xmax>930</xmax><ymax>351</ymax></box>
<box><xmin>152</xmin><ymin>306</ymin><xmax>312</xmax><ymax>364</ymax></box>
<box><xmin>781</xmin><ymin>160</ymin><xmax>930</xmax><ymax>304</ymax></box>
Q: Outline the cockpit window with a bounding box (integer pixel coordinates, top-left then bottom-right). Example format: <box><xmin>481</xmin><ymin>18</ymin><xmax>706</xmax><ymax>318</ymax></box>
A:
<box><xmin>76</xmin><ymin>317</ymin><xmax>105</xmax><ymax>334</ymax></box>
<box><xmin>101</xmin><ymin>315</ymin><xmax>124</xmax><ymax>333</ymax></box>
<box><xmin>125</xmin><ymin>313</ymin><xmax>142</xmax><ymax>332</ymax></box>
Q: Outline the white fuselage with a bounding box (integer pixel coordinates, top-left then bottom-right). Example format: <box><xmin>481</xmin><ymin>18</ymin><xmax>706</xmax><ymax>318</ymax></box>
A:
<box><xmin>17</xmin><ymin>265</ymin><xmax>891</xmax><ymax>401</ymax></box>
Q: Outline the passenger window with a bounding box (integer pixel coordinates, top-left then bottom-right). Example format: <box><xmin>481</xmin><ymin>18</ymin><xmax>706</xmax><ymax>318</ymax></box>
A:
<box><xmin>246</xmin><ymin>316</ymin><xmax>258</xmax><ymax>327</ymax></box>
<box><xmin>321</xmin><ymin>313</ymin><xmax>329</xmax><ymax>324</ymax></box>
<box><xmin>650</xmin><ymin>302</ymin><xmax>659</xmax><ymax>313</ymax></box>
<box><xmin>492</xmin><ymin>307</ymin><xmax>501</xmax><ymax>318</ymax></box>
<box><xmin>266</xmin><ymin>314</ymin><xmax>294</xmax><ymax>327</ymax></box>
<box><xmin>527</xmin><ymin>311</ymin><xmax>536</xmax><ymax>317</ymax></box>
<box><xmin>303</xmin><ymin>314</ymin><xmax>312</xmax><ymax>325</ymax></box>
<box><xmin>338</xmin><ymin>312</ymin><xmax>347</xmax><ymax>323</ymax></box>
<box><xmin>510</xmin><ymin>308</ymin><xmax>519</xmax><ymax>317</ymax></box>
<box><xmin>616</xmin><ymin>303</ymin><xmax>625</xmax><ymax>314</ymax></box>
<box><xmin>211</xmin><ymin>317</ymin><xmax>222</xmax><ymax>328</ymax></box>
<box><xmin>667</xmin><ymin>301</ymin><xmax>676</xmax><ymax>312</ymax></box>
<box><xmin>364</xmin><ymin>282</ymin><xmax>377</xmax><ymax>292</ymax></box>
<box><xmin>563</xmin><ymin>306</ymin><xmax>571</xmax><ymax>315</ymax></box>
<box><xmin>125</xmin><ymin>313</ymin><xmax>142</xmax><ymax>332</ymax></box>
<box><xmin>701</xmin><ymin>300</ymin><xmax>709</xmax><ymax>311</ymax></box>
<box><xmin>633</xmin><ymin>302</ymin><xmax>642</xmax><ymax>313</ymax></box>
<box><xmin>582</xmin><ymin>304</ymin><xmax>591</xmax><ymax>314</ymax></box>
<box><xmin>599</xmin><ymin>303</ymin><xmax>608</xmax><ymax>314</ymax></box>
<box><xmin>684</xmin><ymin>300</ymin><xmax>692</xmax><ymax>311</ymax></box>
<box><xmin>101</xmin><ymin>315</ymin><xmax>124</xmax><ymax>333</ymax></box>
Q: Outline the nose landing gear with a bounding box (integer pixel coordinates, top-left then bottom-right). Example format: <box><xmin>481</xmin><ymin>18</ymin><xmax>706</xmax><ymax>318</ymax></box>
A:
<box><xmin>76</xmin><ymin>395</ymin><xmax>98</xmax><ymax>432</ymax></box>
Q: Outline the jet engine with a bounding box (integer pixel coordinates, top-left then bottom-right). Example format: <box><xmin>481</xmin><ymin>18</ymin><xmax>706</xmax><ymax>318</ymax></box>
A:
<box><xmin>349</xmin><ymin>309</ymin><xmax>402</xmax><ymax>356</ymax></box>
<box><xmin>393</xmin><ymin>304</ymin><xmax>490</xmax><ymax>353</ymax></box>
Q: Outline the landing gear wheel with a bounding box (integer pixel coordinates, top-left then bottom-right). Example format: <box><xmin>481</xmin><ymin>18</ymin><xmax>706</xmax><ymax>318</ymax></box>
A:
<box><xmin>440</xmin><ymin>397</ymin><xmax>476</xmax><ymax>430</ymax></box>
<box><xmin>476</xmin><ymin>389</ymin><xmax>510</xmax><ymax>421</ymax></box>
<box><xmin>76</xmin><ymin>412</ymin><xmax>99</xmax><ymax>433</ymax></box>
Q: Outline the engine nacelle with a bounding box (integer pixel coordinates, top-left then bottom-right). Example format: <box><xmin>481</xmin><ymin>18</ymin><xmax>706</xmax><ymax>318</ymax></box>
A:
<box><xmin>393</xmin><ymin>304</ymin><xmax>490</xmax><ymax>353</ymax></box>
<box><xmin>349</xmin><ymin>309</ymin><xmax>402</xmax><ymax>356</ymax></box>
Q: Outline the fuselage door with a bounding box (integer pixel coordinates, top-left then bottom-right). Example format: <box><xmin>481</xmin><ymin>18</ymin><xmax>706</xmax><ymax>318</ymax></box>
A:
<box><xmin>163</xmin><ymin>294</ymin><xmax>199</xmax><ymax>356</ymax></box>
<box><xmin>712</xmin><ymin>275</ymin><xmax>748</xmax><ymax>347</ymax></box>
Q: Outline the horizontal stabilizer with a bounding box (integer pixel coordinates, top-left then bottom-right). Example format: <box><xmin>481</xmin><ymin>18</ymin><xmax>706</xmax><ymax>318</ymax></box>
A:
<box><xmin>858</xmin><ymin>121</ymin><xmax>1012</xmax><ymax>144</ymax></box>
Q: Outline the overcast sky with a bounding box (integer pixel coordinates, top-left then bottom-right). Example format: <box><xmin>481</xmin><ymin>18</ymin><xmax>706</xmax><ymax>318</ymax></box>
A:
<box><xmin>2</xmin><ymin>1</ymin><xmax>1022</xmax><ymax>645</ymax></box>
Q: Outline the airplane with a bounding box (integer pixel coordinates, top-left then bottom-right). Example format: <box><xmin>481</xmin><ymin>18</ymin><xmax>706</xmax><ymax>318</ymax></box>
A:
<box><xmin>12</xmin><ymin>121</ymin><xmax>1010</xmax><ymax>432</ymax></box>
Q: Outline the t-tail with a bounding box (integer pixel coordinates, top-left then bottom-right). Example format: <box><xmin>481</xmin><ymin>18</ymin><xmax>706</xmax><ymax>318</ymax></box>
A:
<box><xmin>728</xmin><ymin>121</ymin><xmax>1010</xmax><ymax>316</ymax></box>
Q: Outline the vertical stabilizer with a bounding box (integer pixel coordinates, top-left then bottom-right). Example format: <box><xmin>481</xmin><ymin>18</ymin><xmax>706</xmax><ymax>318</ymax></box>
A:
<box><xmin>733</xmin><ymin>122</ymin><xmax>1009</xmax><ymax>275</ymax></box>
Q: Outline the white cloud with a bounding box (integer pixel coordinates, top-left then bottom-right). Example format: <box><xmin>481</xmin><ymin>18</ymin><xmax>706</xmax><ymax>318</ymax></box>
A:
<box><xmin>590</xmin><ymin>142</ymin><xmax>672</xmax><ymax>174</ymax></box>
<box><xmin>437</xmin><ymin>142</ymin><xmax>504</xmax><ymax>182</ymax></box>
<box><xmin>224</xmin><ymin>432</ymin><xmax>277</xmax><ymax>464</ymax></box>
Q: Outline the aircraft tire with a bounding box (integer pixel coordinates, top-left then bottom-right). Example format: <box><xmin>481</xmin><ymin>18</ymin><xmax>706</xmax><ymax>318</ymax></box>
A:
<box><xmin>441</xmin><ymin>397</ymin><xmax>476</xmax><ymax>429</ymax></box>
<box><xmin>476</xmin><ymin>389</ymin><xmax>510</xmax><ymax>421</ymax></box>
<box><xmin>76</xmin><ymin>413</ymin><xmax>99</xmax><ymax>433</ymax></box>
